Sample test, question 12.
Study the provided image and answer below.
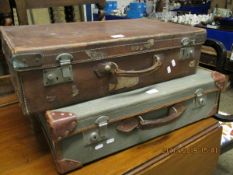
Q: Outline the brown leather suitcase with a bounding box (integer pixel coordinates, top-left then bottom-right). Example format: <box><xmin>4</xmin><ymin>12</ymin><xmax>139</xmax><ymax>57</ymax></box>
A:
<box><xmin>1</xmin><ymin>19</ymin><xmax>206</xmax><ymax>114</ymax></box>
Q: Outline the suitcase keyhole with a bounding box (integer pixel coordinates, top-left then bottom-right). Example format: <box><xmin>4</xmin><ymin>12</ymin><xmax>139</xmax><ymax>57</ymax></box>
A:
<box><xmin>90</xmin><ymin>132</ymin><xmax>99</xmax><ymax>142</ymax></box>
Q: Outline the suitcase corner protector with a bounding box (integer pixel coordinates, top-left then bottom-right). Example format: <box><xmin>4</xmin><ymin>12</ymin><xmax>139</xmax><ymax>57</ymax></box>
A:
<box><xmin>46</xmin><ymin>111</ymin><xmax>78</xmax><ymax>141</ymax></box>
<box><xmin>211</xmin><ymin>71</ymin><xmax>229</xmax><ymax>91</ymax></box>
<box><xmin>56</xmin><ymin>159</ymin><xmax>82</xmax><ymax>174</ymax></box>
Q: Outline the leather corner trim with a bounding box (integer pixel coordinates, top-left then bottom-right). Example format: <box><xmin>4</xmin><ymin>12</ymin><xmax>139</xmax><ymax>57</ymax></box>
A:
<box><xmin>56</xmin><ymin>159</ymin><xmax>82</xmax><ymax>174</ymax></box>
<box><xmin>46</xmin><ymin>111</ymin><xmax>78</xmax><ymax>141</ymax></box>
<box><xmin>211</xmin><ymin>71</ymin><xmax>228</xmax><ymax>91</ymax></box>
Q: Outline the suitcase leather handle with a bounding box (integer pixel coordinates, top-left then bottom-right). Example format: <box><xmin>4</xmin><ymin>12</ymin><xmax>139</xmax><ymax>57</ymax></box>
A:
<box><xmin>139</xmin><ymin>103</ymin><xmax>187</xmax><ymax>129</ymax></box>
<box><xmin>117</xmin><ymin>103</ymin><xmax>187</xmax><ymax>133</ymax></box>
<box><xmin>95</xmin><ymin>56</ymin><xmax>162</xmax><ymax>77</ymax></box>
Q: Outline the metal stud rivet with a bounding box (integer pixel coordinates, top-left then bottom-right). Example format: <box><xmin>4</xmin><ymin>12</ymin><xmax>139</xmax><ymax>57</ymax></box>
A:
<box><xmin>71</xmin><ymin>121</ymin><xmax>77</xmax><ymax>127</ymax></box>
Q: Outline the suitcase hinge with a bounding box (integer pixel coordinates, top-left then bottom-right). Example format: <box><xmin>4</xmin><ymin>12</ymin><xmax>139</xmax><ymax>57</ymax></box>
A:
<box><xmin>43</xmin><ymin>53</ymin><xmax>74</xmax><ymax>86</ymax></box>
<box><xmin>194</xmin><ymin>88</ymin><xmax>206</xmax><ymax>108</ymax></box>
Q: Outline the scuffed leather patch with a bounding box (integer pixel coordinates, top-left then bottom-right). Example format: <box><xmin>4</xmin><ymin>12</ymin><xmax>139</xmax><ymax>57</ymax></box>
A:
<box><xmin>85</xmin><ymin>50</ymin><xmax>107</xmax><ymax>60</ymax></box>
<box><xmin>109</xmin><ymin>76</ymin><xmax>139</xmax><ymax>91</ymax></box>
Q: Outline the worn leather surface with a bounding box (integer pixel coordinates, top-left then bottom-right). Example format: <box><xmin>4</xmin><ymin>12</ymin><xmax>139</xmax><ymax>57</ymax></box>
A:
<box><xmin>1</xmin><ymin>19</ymin><xmax>205</xmax><ymax>51</ymax></box>
<box><xmin>1</xmin><ymin>19</ymin><xmax>206</xmax><ymax>114</ymax></box>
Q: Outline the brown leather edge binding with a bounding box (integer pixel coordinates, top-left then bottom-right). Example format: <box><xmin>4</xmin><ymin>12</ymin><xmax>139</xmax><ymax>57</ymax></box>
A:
<box><xmin>56</xmin><ymin>159</ymin><xmax>82</xmax><ymax>174</ymax></box>
<box><xmin>46</xmin><ymin>111</ymin><xmax>78</xmax><ymax>142</ymax></box>
<box><xmin>211</xmin><ymin>71</ymin><xmax>228</xmax><ymax>91</ymax></box>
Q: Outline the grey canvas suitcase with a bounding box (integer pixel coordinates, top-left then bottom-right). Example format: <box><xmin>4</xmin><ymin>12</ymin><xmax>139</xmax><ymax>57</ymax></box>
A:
<box><xmin>38</xmin><ymin>68</ymin><xmax>221</xmax><ymax>174</ymax></box>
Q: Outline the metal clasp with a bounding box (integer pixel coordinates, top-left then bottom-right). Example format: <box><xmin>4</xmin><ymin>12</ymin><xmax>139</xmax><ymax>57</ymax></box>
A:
<box><xmin>180</xmin><ymin>37</ymin><xmax>195</xmax><ymax>59</ymax></box>
<box><xmin>56</xmin><ymin>53</ymin><xmax>73</xmax><ymax>79</ymax></box>
<box><xmin>85</xmin><ymin>116</ymin><xmax>109</xmax><ymax>145</ymax></box>
<box><xmin>181</xmin><ymin>38</ymin><xmax>196</xmax><ymax>47</ymax></box>
<box><xmin>194</xmin><ymin>89</ymin><xmax>206</xmax><ymax>108</ymax></box>
<box><xmin>94</xmin><ymin>116</ymin><xmax>109</xmax><ymax>140</ymax></box>
<box><xmin>43</xmin><ymin>53</ymin><xmax>74</xmax><ymax>86</ymax></box>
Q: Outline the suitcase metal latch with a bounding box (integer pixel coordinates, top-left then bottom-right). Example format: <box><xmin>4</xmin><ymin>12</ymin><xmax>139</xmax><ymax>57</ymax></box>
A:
<box><xmin>85</xmin><ymin>116</ymin><xmax>109</xmax><ymax>145</ymax></box>
<box><xmin>43</xmin><ymin>53</ymin><xmax>74</xmax><ymax>86</ymax></box>
<box><xmin>180</xmin><ymin>37</ymin><xmax>195</xmax><ymax>59</ymax></box>
<box><xmin>194</xmin><ymin>89</ymin><xmax>206</xmax><ymax>108</ymax></box>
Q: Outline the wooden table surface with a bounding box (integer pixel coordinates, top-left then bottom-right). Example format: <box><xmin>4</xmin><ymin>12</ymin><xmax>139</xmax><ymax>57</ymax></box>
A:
<box><xmin>0</xmin><ymin>101</ymin><xmax>221</xmax><ymax>175</ymax></box>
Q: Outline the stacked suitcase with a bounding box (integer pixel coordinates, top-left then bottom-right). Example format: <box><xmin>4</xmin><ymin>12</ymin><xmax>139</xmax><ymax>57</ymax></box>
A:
<box><xmin>0</xmin><ymin>19</ymin><xmax>225</xmax><ymax>174</ymax></box>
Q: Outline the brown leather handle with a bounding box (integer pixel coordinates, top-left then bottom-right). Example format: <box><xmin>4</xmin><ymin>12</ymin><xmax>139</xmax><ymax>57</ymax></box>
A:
<box><xmin>114</xmin><ymin>56</ymin><xmax>162</xmax><ymax>76</ymax></box>
<box><xmin>95</xmin><ymin>56</ymin><xmax>162</xmax><ymax>77</ymax></box>
<box><xmin>139</xmin><ymin>103</ymin><xmax>187</xmax><ymax>129</ymax></box>
<box><xmin>116</xmin><ymin>103</ymin><xmax>187</xmax><ymax>133</ymax></box>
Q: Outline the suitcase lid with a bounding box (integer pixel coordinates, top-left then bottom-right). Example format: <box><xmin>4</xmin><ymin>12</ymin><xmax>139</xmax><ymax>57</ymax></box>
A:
<box><xmin>1</xmin><ymin>19</ymin><xmax>206</xmax><ymax>71</ymax></box>
<box><xmin>45</xmin><ymin>68</ymin><xmax>221</xmax><ymax>142</ymax></box>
